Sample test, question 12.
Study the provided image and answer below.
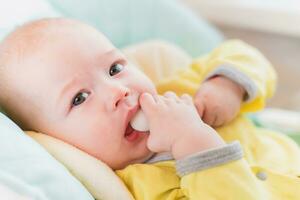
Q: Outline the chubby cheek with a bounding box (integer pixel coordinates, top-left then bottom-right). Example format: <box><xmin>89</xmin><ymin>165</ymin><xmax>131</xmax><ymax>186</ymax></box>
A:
<box><xmin>79</xmin><ymin>121</ymin><xmax>114</xmax><ymax>153</ymax></box>
<box><xmin>84</xmin><ymin>127</ymin><xmax>124</xmax><ymax>168</ymax></box>
<box><xmin>59</xmin><ymin>112</ymin><xmax>114</xmax><ymax>156</ymax></box>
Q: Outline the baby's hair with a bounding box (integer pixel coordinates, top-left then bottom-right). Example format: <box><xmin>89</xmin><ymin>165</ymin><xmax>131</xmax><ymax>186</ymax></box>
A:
<box><xmin>0</xmin><ymin>18</ymin><xmax>85</xmax><ymax>130</ymax></box>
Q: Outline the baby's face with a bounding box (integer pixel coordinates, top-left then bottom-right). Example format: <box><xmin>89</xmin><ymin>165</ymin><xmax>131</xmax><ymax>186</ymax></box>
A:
<box><xmin>13</xmin><ymin>24</ymin><xmax>157</xmax><ymax>169</ymax></box>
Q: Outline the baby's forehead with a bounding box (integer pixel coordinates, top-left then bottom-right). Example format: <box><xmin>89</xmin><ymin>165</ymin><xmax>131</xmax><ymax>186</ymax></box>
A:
<box><xmin>2</xmin><ymin>18</ymin><xmax>112</xmax><ymax>64</ymax></box>
<box><xmin>2</xmin><ymin>19</ymin><xmax>115</xmax><ymax>77</ymax></box>
<box><xmin>0</xmin><ymin>18</ymin><xmax>118</xmax><ymax>100</ymax></box>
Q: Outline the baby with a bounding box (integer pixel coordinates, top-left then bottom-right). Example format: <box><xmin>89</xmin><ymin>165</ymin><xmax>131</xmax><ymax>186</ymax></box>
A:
<box><xmin>0</xmin><ymin>18</ymin><xmax>240</xmax><ymax>168</ymax></box>
<box><xmin>1</xmin><ymin>18</ymin><xmax>300</xmax><ymax>199</ymax></box>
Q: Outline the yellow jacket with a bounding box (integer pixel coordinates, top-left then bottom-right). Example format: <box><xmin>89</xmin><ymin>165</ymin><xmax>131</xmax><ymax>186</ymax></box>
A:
<box><xmin>116</xmin><ymin>40</ymin><xmax>300</xmax><ymax>200</ymax></box>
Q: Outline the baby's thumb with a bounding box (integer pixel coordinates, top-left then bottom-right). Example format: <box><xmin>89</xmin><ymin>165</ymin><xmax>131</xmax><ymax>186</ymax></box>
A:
<box><xmin>139</xmin><ymin>93</ymin><xmax>155</xmax><ymax>115</ymax></box>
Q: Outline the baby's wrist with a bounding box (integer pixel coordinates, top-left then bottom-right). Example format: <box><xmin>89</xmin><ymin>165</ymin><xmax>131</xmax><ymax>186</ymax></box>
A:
<box><xmin>171</xmin><ymin>126</ymin><xmax>226</xmax><ymax>160</ymax></box>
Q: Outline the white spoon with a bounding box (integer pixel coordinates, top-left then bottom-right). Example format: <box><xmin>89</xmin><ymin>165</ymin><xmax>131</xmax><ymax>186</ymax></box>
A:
<box><xmin>130</xmin><ymin>109</ymin><xmax>149</xmax><ymax>132</ymax></box>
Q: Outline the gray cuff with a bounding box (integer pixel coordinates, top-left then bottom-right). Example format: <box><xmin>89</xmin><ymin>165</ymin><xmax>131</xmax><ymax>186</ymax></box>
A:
<box><xmin>204</xmin><ymin>65</ymin><xmax>258</xmax><ymax>102</ymax></box>
<box><xmin>175</xmin><ymin>141</ymin><xmax>243</xmax><ymax>177</ymax></box>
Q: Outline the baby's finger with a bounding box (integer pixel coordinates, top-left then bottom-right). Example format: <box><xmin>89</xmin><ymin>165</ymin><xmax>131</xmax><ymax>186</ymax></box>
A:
<box><xmin>139</xmin><ymin>93</ymin><xmax>156</xmax><ymax>113</ymax></box>
<box><xmin>163</xmin><ymin>91</ymin><xmax>180</xmax><ymax>101</ymax></box>
<box><xmin>212</xmin><ymin>114</ymin><xmax>223</xmax><ymax>127</ymax></box>
<box><xmin>202</xmin><ymin>109</ymin><xmax>216</xmax><ymax>126</ymax></box>
<box><xmin>180</xmin><ymin>93</ymin><xmax>193</xmax><ymax>104</ymax></box>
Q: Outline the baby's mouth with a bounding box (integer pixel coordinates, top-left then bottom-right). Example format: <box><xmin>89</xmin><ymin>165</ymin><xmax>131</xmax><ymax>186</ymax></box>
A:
<box><xmin>125</xmin><ymin>123</ymin><xmax>134</xmax><ymax>137</ymax></box>
<box><xmin>123</xmin><ymin>103</ymin><xmax>139</xmax><ymax>136</ymax></box>
<box><xmin>124</xmin><ymin>122</ymin><xmax>143</xmax><ymax>142</ymax></box>
<box><xmin>123</xmin><ymin>93</ymin><xmax>149</xmax><ymax>141</ymax></box>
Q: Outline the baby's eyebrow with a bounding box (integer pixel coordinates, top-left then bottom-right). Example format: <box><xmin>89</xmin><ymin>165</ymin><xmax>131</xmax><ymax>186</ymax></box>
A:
<box><xmin>97</xmin><ymin>48</ymin><xmax>121</xmax><ymax>61</ymax></box>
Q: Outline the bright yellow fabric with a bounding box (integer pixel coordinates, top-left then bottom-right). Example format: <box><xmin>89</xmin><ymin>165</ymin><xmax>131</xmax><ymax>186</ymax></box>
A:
<box><xmin>115</xmin><ymin>40</ymin><xmax>300</xmax><ymax>200</ymax></box>
<box><xmin>156</xmin><ymin>39</ymin><xmax>277</xmax><ymax>112</ymax></box>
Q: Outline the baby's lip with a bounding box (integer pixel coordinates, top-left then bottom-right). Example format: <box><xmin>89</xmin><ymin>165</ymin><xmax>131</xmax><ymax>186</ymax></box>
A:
<box><xmin>123</xmin><ymin>104</ymin><xmax>140</xmax><ymax>136</ymax></box>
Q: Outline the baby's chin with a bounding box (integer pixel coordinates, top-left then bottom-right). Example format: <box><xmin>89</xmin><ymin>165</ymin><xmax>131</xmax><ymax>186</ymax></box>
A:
<box><xmin>133</xmin><ymin>151</ymin><xmax>156</xmax><ymax>164</ymax></box>
<box><xmin>115</xmin><ymin>151</ymin><xmax>155</xmax><ymax>170</ymax></box>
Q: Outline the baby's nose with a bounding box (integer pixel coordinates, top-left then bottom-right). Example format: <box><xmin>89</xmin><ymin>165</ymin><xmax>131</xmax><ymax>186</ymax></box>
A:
<box><xmin>123</xmin><ymin>93</ymin><xmax>139</xmax><ymax>107</ymax></box>
<box><xmin>113</xmin><ymin>91</ymin><xmax>139</xmax><ymax>111</ymax></box>
<box><xmin>103</xmin><ymin>81</ymin><xmax>136</xmax><ymax>111</ymax></box>
<box><xmin>114</xmin><ymin>90</ymin><xmax>129</xmax><ymax>108</ymax></box>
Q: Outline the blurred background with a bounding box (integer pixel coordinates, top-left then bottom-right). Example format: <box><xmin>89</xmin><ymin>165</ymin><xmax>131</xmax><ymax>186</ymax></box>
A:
<box><xmin>183</xmin><ymin>0</ymin><xmax>300</xmax><ymax>112</ymax></box>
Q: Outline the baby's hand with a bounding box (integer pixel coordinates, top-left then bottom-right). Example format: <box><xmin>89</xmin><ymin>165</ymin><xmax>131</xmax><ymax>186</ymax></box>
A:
<box><xmin>194</xmin><ymin>76</ymin><xmax>245</xmax><ymax>127</ymax></box>
<box><xmin>139</xmin><ymin>91</ymin><xmax>225</xmax><ymax>160</ymax></box>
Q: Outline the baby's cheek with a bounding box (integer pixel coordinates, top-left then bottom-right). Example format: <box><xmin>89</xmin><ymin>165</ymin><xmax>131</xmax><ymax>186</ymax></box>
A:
<box><xmin>80</xmin><ymin>129</ymin><xmax>112</xmax><ymax>159</ymax></box>
<box><xmin>88</xmin><ymin>126</ymin><xmax>108</xmax><ymax>142</ymax></box>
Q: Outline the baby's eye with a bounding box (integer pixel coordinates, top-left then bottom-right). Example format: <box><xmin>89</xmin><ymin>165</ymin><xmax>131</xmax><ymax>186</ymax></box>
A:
<box><xmin>109</xmin><ymin>63</ymin><xmax>124</xmax><ymax>76</ymax></box>
<box><xmin>72</xmin><ymin>92</ymin><xmax>90</xmax><ymax>107</ymax></box>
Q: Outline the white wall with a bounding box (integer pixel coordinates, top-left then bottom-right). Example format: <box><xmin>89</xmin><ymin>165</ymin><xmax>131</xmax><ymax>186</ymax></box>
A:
<box><xmin>182</xmin><ymin>0</ymin><xmax>300</xmax><ymax>38</ymax></box>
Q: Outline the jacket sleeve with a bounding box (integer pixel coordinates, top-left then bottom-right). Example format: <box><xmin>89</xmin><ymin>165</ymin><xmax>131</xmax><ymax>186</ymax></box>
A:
<box><xmin>176</xmin><ymin>142</ymin><xmax>260</xmax><ymax>200</ymax></box>
<box><xmin>175</xmin><ymin>141</ymin><xmax>300</xmax><ymax>200</ymax></box>
<box><xmin>115</xmin><ymin>141</ymin><xmax>300</xmax><ymax>200</ymax></box>
<box><xmin>177</xmin><ymin>159</ymin><xmax>264</xmax><ymax>199</ymax></box>
<box><xmin>156</xmin><ymin>39</ymin><xmax>277</xmax><ymax>113</ymax></box>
